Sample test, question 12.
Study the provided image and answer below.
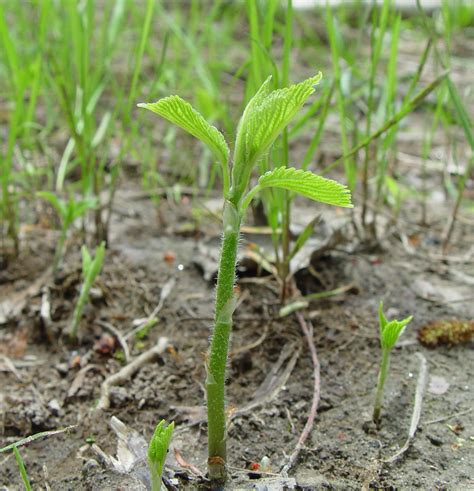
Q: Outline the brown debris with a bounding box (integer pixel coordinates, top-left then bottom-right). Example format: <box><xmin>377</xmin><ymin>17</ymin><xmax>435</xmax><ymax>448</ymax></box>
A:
<box><xmin>418</xmin><ymin>319</ymin><xmax>474</xmax><ymax>347</ymax></box>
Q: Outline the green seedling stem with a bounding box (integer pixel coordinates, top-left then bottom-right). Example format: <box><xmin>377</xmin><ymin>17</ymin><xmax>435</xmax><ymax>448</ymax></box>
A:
<box><xmin>13</xmin><ymin>447</ymin><xmax>32</xmax><ymax>491</ymax></box>
<box><xmin>373</xmin><ymin>301</ymin><xmax>412</xmax><ymax>426</ymax></box>
<box><xmin>139</xmin><ymin>73</ymin><xmax>352</xmax><ymax>481</ymax></box>
<box><xmin>37</xmin><ymin>192</ymin><xmax>97</xmax><ymax>274</ymax></box>
<box><xmin>70</xmin><ymin>241</ymin><xmax>106</xmax><ymax>339</ymax></box>
<box><xmin>148</xmin><ymin>420</ymin><xmax>174</xmax><ymax>491</ymax></box>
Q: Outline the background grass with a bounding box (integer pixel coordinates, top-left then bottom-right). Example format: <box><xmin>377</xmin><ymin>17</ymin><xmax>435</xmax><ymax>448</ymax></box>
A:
<box><xmin>0</xmin><ymin>0</ymin><xmax>472</xmax><ymax>259</ymax></box>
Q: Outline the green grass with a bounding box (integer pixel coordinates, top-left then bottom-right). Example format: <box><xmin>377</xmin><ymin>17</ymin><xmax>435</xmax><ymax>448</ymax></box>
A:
<box><xmin>1</xmin><ymin>0</ymin><xmax>471</xmax><ymax>260</ymax></box>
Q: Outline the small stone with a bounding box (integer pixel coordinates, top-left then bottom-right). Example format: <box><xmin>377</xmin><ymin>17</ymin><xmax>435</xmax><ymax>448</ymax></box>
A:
<box><xmin>109</xmin><ymin>386</ymin><xmax>130</xmax><ymax>407</ymax></box>
<box><xmin>83</xmin><ymin>459</ymin><xmax>99</xmax><ymax>472</ymax></box>
<box><xmin>55</xmin><ymin>363</ymin><xmax>69</xmax><ymax>376</ymax></box>
<box><xmin>89</xmin><ymin>287</ymin><xmax>103</xmax><ymax>300</ymax></box>
<box><xmin>427</xmin><ymin>433</ymin><xmax>444</xmax><ymax>446</ymax></box>
<box><xmin>48</xmin><ymin>399</ymin><xmax>61</xmax><ymax>416</ymax></box>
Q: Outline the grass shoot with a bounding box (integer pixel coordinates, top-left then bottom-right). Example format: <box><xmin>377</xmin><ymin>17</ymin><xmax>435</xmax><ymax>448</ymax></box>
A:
<box><xmin>70</xmin><ymin>241</ymin><xmax>106</xmax><ymax>340</ymax></box>
<box><xmin>37</xmin><ymin>192</ymin><xmax>97</xmax><ymax>274</ymax></box>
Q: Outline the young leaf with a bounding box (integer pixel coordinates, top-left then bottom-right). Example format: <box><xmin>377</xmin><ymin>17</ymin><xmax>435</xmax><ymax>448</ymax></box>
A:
<box><xmin>231</xmin><ymin>73</ymin><xmax>322</xmax><ymax>201</ymax></box>
<box><xmin>243</xmin><ymin>167</ymin><xmax>352</xmax><ymax>210</ymax></box>
<box><xmin>380</xmin><ymin>318</ymin><xmax>412</xmax><ymax>349</ymax></box>
<box><xmin>378</xmin><ymin>300</ymin><xmax>388</xmax><ymax>332</ymax></box>
<box><xmin>148</xmin><ymin>420</ymin><xmax>174</xmax><ymax>491</ymax></box>
<box><xmin>81</xmin><ymin>245</ymin><xmax>92</xmax><ymax>275</ymax></box>
<box><xmin>379</xmin><ymin>302</ymin><xmax>412</xmax><ymax>350</ymax></box>
<box><xmin>90</xmin><ymin>242</ymin><xmax>106</xmax><ymax>278</ymax></box>
<box><xmin>138</xmin><ymin>96</ymin><xmax>229</xmax><ymax>164</ymax></box>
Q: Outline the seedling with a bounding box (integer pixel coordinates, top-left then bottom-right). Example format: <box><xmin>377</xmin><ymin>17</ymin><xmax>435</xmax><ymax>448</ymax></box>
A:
<box><xmin>70</xmin><ymin>241</ymin><xmax>106</xmax><ymax>340</ymax></box>
<box><xmin>37</xmin><ymin>192</ymin><xmax>97</xmax><ymax>274</ymax></box>
<box><xmin>148</xmin><ymin>420</ymin><xmax>174</xmax><ymax>491</ymax></box>
<box><xmin>139</xmin><ymin>73</ymin><xmax>352</xmax><ymax>481</ymax></box>
<box><xmin>13</xmin><ymin>446</ymin><xmax>32</xmax><ymax>491</ymax></box>
<box><xmin>373</xmin><ymin>301</ymin><xmax>412</xmax><ymax>426</ymax></box>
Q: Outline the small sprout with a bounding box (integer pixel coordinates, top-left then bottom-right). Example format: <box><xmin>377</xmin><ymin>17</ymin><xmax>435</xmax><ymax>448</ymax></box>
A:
<box><xmin>69</xmin><ymin>241</ymin><xmax>106</xmax><ymax>340</ymax></box>
<box><xmin>418</xmin><ymin>319</ymin><xmax>474</xmax><ymax>347</ymax></box>
<box><xmin>36</xmin><ymin>192</ymin><xmax>97</xmax><ymax>274</ymax></box>
<box><xmin>148</xmin><ymin>420</ymin><xmax>174</xmax><ymax>491</ymax></box>
<box><xmin>373</xmin><ymin>301</ymin><xmax>412</xmax><ymax>426</ymax></box>
<box><xmin>139</xmin><ymin>73</ymin><xmax>352</xmax><ymax>482</ymax></box>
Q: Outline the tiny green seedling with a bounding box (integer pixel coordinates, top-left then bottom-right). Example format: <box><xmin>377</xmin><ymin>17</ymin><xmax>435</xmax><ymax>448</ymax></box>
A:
<box><xmin>37</xmin><ymin>192</ymin><xmax>97</xmax><ymax>274</ymax></box>
<box><xmin>139</xmin><ymin>73</ymin><xmax>352</xmax><ymax>481</ymax></box>
<box><xmin>148</xmin><ymin>420</ymin><xmax>174</xmax><ymax>491</ymax></box>
<box><xmin>373</xmin><ymin>301</ymin><xmax>412</xmax><ymax>426</ymax></box>
<box><xmin>70</xmin><ymin>241</ymin><xmax>106</xmax><ymax>340</ymax></box>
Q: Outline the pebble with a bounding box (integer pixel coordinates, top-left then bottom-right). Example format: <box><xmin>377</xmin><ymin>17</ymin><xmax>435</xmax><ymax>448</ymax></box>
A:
<box><xmin>48</xmin><ymin>399</ymin><xmax>61</xmax><ymax>416</ymax></box>
<box><xmin>109</xmin><ymin>386</ymin><xmax>130</xmax><ymax>407</ymax></box>
<box><xmin>82</xmin><ymin>459</ymin><xmax>99</xmax><ymax>473</ymax></box>
<box><xmin>55</xmin><ymin>363</ymin><xmax>69</xmax><ymax>376</ymax></box>
<box><xmin>427</xmin><ymin>433</ymin><xmax>444</xmax><ymax>446</ymax></box>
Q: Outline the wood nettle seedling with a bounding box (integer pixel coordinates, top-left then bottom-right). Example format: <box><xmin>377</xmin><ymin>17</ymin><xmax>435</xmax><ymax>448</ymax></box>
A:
<box><xmin>139</xmin><ymin>73</ymin><xmax>353</xmax><ymax>481</ymax></box>
<box><xmin>148</xmin><ymin>419</ymin><xmax>174</xmax><ymax>491</ymax></box>
<box><xmin>373</xmin><ymin>301</ymin><xmax>412</xmax><ymax>426</ymax></box>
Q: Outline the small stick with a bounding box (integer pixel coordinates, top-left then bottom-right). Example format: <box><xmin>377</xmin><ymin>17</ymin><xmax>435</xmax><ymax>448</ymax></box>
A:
<box><xmin>96</xmin><ymin>320</ymin><xmax>131</xmax><ymax>363</ymax></box>
<box><xmin>96</xmin><ymin>337</ymin><xmax>168</xmax><ymax>410</ymax></box>
<box><xmin>124</xmin><ymin>277</ymin><xmax>175</xmax><ymax>341</ymax></box>
<box><xmin>0</xmin><ymin>425</ymin><xmax>77</xmax><ymax>453</ymax></box>
<box><xmin>424</xmin><ymin>408</ymin><xmax>473</xmax><ymax>426</ymax></box>
<box><xmin>281</xmin><ymin>312</ymin><xmax>320</xmax><ymax>475</ymax></box>
<box><xmin>40</xmin><ymin>286</ymin><xmax>54</xmax><ymax>342</ymax></box>
<box><xmin>383</xmin><ymin>353</ymin><xmax>428</xmax><ymax>464</ymax></box>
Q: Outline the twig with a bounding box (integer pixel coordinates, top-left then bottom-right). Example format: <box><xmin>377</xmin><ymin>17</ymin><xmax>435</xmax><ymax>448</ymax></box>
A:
<box><xmin>281</xmin><ymin>312</ymin><xmax>320</xmax><ymax>475</ymax></box>
<box><xmin>40</xmin><ymin>286</ymin><xmax>54</xmax><ymax>342</ymax></box>
<box><xmin>124</xmin><ymin>277</ymin><xmax>176</xmax><ymax>341</ymax></box>
<box><xmin>237</xmin><ymin>342</ymin><xmax>301</xmax><ymax>417</ymax></box>
<box><xmin>383</xmin><ymin>353</ymin><xmax>428</xmax><ymax>464</ymax></box>
<box><xmin>96</xmin><ymin>337</ymin><xmax>168</xmax><ymax>410</ymax></box>
<box><xmin>173</xmin><ymin>448</ymin><xmax>204</xmax><ymax>477</ymax></box>
<box><xmin>0</xmin><ymin>355</ymin><xmax>22</xmax><ymax>381</ymax></box>
<box><xmin>0</xmin><ymin>425</ymin><xmax>77</xmax><ymax>453</ymax></box>
<box><xmin>96</xmin><ymin>320</ymin><xmax>131</xmax><ymax>363</ymax></box>
<box><xmin>229</xmin><ymin>324</ymin><xmax>269</xmax><ymax>357</ymax></box>
<box><xmin>424</xmin><ymin>408</ymin><xmax>473</xmax><ymax>426</ymax></box>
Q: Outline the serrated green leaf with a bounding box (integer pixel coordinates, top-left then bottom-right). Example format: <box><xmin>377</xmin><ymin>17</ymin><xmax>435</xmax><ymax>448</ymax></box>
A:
<box><xmin>138</xmin><ymin>96</ymin><xmax>229</xmax><ymax>164</ymax></box>
<box><xmin>256</xmin><ymin>167</ymin><xmax>352</xmax><ymax>208</ymax></box>
<box><xmin>231</xmin><ymin>73</ymin><xmax>322</xmax><ymax>201</ymax></box>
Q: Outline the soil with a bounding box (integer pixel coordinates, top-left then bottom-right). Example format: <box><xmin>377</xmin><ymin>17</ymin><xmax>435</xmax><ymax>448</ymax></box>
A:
<box><xmin>1</xmin><ymin>175</ymin><xmax>473</xmax><ymax>490</ymax></box>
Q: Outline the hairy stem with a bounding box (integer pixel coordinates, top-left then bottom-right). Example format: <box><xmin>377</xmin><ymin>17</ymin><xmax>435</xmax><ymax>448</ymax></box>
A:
<box><xmin>373</xmin><ymin>348</ymin><xmax>391</xmax><ymax>425</ymax></box>
<box><xmin>206</xmin><ymin>200</ymin><xmax>240</xmax><ymax>481</ymax></box>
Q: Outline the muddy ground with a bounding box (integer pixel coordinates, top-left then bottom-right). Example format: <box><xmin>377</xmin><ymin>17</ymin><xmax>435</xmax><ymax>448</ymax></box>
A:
<box><xmin>1</xmin><ymin>169</ymin><xmax>473</xmax><ymax>490</ymax></box>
